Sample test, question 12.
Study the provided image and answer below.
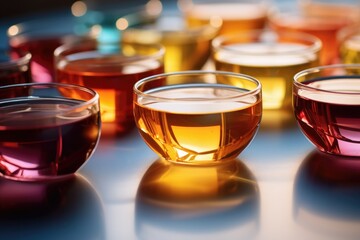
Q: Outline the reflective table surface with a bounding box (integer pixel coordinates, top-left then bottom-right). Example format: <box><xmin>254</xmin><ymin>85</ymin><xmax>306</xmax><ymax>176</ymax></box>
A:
<box><xmin>3</xmin><ymin>114</ymin><xmax>359</xmax><ymax>240</ymax></box>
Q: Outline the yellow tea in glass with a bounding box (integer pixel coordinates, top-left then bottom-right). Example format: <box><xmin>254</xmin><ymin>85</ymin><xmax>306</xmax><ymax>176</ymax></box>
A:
<box><xmin>212</xmin><ymin>30</ymin><xmax>321</xmax><ymax>111</ymax></box>
<box><xmin>122</xmin><ymin>14</ymin><xmax>219</xmax><ymax>72</ymax></box>
<box><xmin>55</xmin><ymin>39</ymin><xmax>164</xmax><ymax>135</ymax></box>
<box><xmin>339</xmin><ymin>25</ymin><xmax>360</xmax><ymax>64</ymax></box>
<box><xmin>133</xmin><ymin>71</ymin><xmax>262</xmax><ymax>165</ymax></box>
<box><xmin>179</xmin><ymin>0</ymin><xmax>268</xmax><ymax>35</ymax></box>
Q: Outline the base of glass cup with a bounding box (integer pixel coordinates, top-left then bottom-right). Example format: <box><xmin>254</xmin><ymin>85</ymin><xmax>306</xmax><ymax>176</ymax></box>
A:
<box><xmin>0</xmin><ymin>172</ymin><xmax>76</xmax><ymax>182</ymax></box>
<box><xmin>316</xmin><ymin>142</ymin><xmax>360</xmax><ymax>158</ymax></box>
<box><xmin>163</xmin><ymin>157</ymin><xmax>239</xmax><ymax>166</ymax></box>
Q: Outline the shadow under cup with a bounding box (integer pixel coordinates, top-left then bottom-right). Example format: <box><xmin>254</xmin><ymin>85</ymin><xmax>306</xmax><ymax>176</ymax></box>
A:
<box><xmin>54</xmin><ymin>40</ymin><xmax>165</xmax><ymax>135</ymax></box>
<box><xmin>133</xmin><ymin>71</ymin><xmax>262</xmax><ymax>165</ymax></box>
<box><xmin>0</xmin><ymin>83</ymin><xmax>101</xmax><ymax>181</ymax></box>
<box><xmin>293</xmin><ymin>64</ymin><xmax>360</xmax><ymax>157</ymax></box>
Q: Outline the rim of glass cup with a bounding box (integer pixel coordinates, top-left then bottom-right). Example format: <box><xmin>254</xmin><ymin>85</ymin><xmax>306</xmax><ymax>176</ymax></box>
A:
<box><xmin>123</xmin><ymin>14</ymin><xmax>220</xmax><ymax>43</ymax></box>
<box><xmin>212</xmin><ymin>30</ymin><xmax>322</xmax><ymax>56</ymax></box>
<box><xmin>54</xmin><ymin>39</ymin><xmax>165</xmax><ymax>66</ymax></box>
<box><xmin>0</xmin><ymin>82</ymin><xmax>99</xmax><ymax>112</ymax></box>
<box><xmin>293</xmin><ymin>63</ymin><xmax>360</xmax><ymax>95</ymax></box>
<box><xmin>134</xmin><ymin>70</ymin><xmax>262</xmax><ymax>101</ymax></box>
<box><xmin>0</xmin><ymin>50</ymin><xmax>31</xmax><ymax>69</ymax></box>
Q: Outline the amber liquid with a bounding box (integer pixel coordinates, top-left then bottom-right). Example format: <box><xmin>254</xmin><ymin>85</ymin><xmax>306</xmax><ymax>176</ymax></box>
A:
<box><xmin>134</xmin><ymin>84</ymin><xmax>262</xmax><ymax>165</ymax></box>
<box><xmin>269</xmin><ymin>5</ymin><xmax>358</xmax><ymax>65</ymax></box>
<box><xmin>294</xmin><ymin>77</ymin><xmax>360</xmax><ymax>156</ymax></box>
<box><xmin>184</xmin><ymin>3</ymin><xmax>267</xmax><ymax>35</ymax></box>
<box><xmin>0</xmin><ymin>99</ymin><xmax>100</xmax><ymax>180</ymax></box>
<box><xmin>214</xmin><ymin>43</ymin><xmax>318</xmax><ymax>110</ymax></box>
<box><xmin>56</xmin><ymin>54</ymin><xmax>164</xmax><ymax>134</ymax></box>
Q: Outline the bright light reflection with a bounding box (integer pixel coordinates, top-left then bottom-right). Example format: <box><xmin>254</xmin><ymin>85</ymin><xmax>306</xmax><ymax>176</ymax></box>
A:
<box><xmin>90</xmin><ymin>24</ymin><xmax>102</xmax><ymax>37</ymax></box>
<box><xmin>7</xmin><ymin>25</ymin><xmax>20</xmax><ymax>37</ymax></box>
<box><xmin>71</xmin><ymin>1</ymin><xmax>87</xmax><ymax>17</ymax></box>
<box><xmin>116</xmin><ymin>18</ymin><xmax>129</xmax><ymax>31</ymax></box>
<box><xmin>146</xmin><ymin>0</ymin><xmax>163</xmax><ymax>16</ymax></box>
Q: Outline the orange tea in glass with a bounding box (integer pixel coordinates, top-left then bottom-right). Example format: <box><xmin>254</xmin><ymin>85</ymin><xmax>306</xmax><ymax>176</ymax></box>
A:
<box><xmin>55</xmin><ymin>40</ymin><xmax>164</xmax><ymax>135</ymax></box>
<box><xmin>268</xmin><ymin>1</ymin><xmax>360</xmax><ymax>65</ymax></box>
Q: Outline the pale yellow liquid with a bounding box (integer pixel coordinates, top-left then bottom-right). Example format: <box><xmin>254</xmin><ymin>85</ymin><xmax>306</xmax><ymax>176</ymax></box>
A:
<box><xmin>122</xmin><ymin>16</ymin><xmax>218</xmax><ymax>72</ymax></box>
<box><xmin>340</xmin><ymin>33</ymin><xmax>360</xmax><ymax>64</ymax></box>
<box><xmin>214</xmin><ymin>43</ymin><xmax>319</xmax><ymax>110</ymax></box>
<box><xmin>184</xmin><ymin>3</ymin><xmax>268</xmax><ymax>35</ymax></box>
<box><xmin>134</xmin><ymin>85</ymin><xmax>262</xmax><ymax>165</ymax></box>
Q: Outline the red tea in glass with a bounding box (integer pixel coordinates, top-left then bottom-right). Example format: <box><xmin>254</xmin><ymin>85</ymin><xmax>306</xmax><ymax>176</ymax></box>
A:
<box><xmin>55</xmin><ymin>41</ymin><xmax>165</xmax><ymax>134</ymax></box>
<box><xmin>7</xmin><ymin>17</ymin><xmax>89</xmax><ymax>83</ymax></box>
<box><xmin>0</xmin><ymin>83</ymin><xmax>101</xmax><ymax>181</ymax></box>
<box><xmin>293</xmin><ymin>64</ymin><xmax>360</xmax><ymax>157</ymax></box>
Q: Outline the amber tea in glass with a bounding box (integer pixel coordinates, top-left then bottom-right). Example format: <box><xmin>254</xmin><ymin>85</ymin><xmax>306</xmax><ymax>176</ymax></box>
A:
<box><xmin>55</xmin><ymin>40</ymin><xmax>164</xmax><ymax>134</ymax></box>
<box><xmin>133</xmin><ymin>71</ymin><xmax>262</xmax><ymax>165</ymax></box>
<box><xmin>293</xmin><ymin>64</ymin><xmax>360</xmax><ymax>157</ymax></box>
<box><xmin>212</xmin><ymin>30</ymin><xmax>321</xmax><ymax>111</ymax></box>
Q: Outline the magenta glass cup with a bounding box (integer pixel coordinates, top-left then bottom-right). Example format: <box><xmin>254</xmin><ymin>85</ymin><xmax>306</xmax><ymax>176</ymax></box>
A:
<box><xmin>0</xmin><ymin>83</ymin><xmax>101</xmax><ymax>181</ymax></box>
<box><xmin>293</xmin><ymin>64</ymin><xmax>360</xmax><ymax>157</ymax></box>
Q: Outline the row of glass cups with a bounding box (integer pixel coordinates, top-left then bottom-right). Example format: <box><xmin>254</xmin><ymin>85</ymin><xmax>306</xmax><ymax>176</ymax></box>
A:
<box><xmin>0</xmin><ymin>62</ymin><xmax>359</xmax><ymax>181</ymax></box>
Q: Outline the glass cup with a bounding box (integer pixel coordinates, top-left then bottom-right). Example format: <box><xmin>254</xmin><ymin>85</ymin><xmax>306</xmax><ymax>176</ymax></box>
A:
<box><xmin>293</xmin><ymin>64</ymin><xmax>360</xmax><ymax>157</ymax></box>
<box><xmin>54</xmin><ymin>39</ymin><xmax>165</xmax><ymax>135</ymax></box>
<box><xmin>133</xmin><ymin>71</ymin><xmax>262</xmax><ymax>165</ymax></box>
<box><xmin>0</xmin><ymin>83</ymin><xmax>101</xmax><ymax>181</ymax></box>
<box><xmin>122</xmin><ymin>13</ymin><xmax>219</xmax><ymax>72</ymax></box>
<box><xmin>338</xmin><ymin>24</ymin><xmax>360</xmax><ymax>64</ymax></box>
<box><xmin>178</xmin><ymin>0</ymin><xmax>269</xmax><ymax>35</ymax></box>
<box><xmin>212</xmin><ymin>29</ymin><xmax>321</xmax><ymax>111</ymax></box>
<box><xmin>7</xmin><ymin>16</ymin><xmax>90</xmax><ymax>83</ymax></box>
<box><xmin>268</xmin><ymin>1</ymin><xmax>360</xmax><ymax>65</ymax></box>
<box><xmin>0</xmin><ymin>49</ymin><xmax>32</xmax><ymax>86</ymax></box>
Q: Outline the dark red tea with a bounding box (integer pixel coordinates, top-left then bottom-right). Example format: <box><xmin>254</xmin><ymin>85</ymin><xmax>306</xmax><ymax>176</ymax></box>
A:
<box><xmin>293</xmin><ymin>76</ymin><xmax>360</xmax><ymax>156</ymax></box>
<box><xmin>9</xmin><ymin>35</ymin><xmax>86</xmax><ymax>83</ymax></box>
<box><xmin>0</xmin><ymin>98</ymin><xmax>101</xmax><ymax>180</ymax></box>
<box><xmin>0</xmin><ymin>51</ymin><xmax>32</xmax><ymax>86</ymax></box>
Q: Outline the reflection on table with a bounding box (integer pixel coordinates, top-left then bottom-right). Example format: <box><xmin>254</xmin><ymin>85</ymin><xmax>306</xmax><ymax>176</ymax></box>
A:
<box><xmin>294</xmin><ymin>150</ymin><xmax>360</xmax><ymax>240</ymax></box>
<box><xmin>136</xmin><ymin>158</ymin><xmax>260</xmax><ymax>240</ymax></box>
<box><xmin>0</xmin><ymin>174</ymin><xmax>105</xmax><ymax>240</ymax></box>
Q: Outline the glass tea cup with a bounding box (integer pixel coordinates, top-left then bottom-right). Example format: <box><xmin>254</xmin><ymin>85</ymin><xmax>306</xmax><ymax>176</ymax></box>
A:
<box><xmin>133</xmin><ymin>71</ymin><xmax>262</xmax><ymax>165</ymax></box>
<box><xmin>0</xmin><ymin>49</ymin><xmax>32</xmax><ymax>86</ymax></box>
<box><xmin>268</xmin><ymin>1</ymin><xmax>360</xmax><ymax>65</ymax></box>
<box><xmin>338</xmin><ymin>24</ymin><xmax>360</xmax><ymax>64</ymax></box>
<box><xmin>0</xmin><ymin>82</ymin><xmax>101</xmax><ymax>181</ymax></box>
<box><xmin>54</xmin><ymin>39</ymin><xmax>165</xmax><ymax>135</ymax></box>
<box><xmin>122</xmin><ymin>14</ymin><xmax>219</xmax><ymax>72</ymax></box>
<box><xmin>293</xmin><ymin>64</ymin><xmax>360</xmax><ymax>157</ymax></box>
<box><xmin>7</xmin><ymin>17</ymin><xmax>90</xmax><ymax>83</ymax></box>
<box><xmin>212</xmin><ymin>29</ymin><xmax>321</xmax><ymax>111</ymax></box>
<box><xmin>178</xmin><ymin>0</ymin><xmax>269</xmax><ymax>35</ymax></box>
